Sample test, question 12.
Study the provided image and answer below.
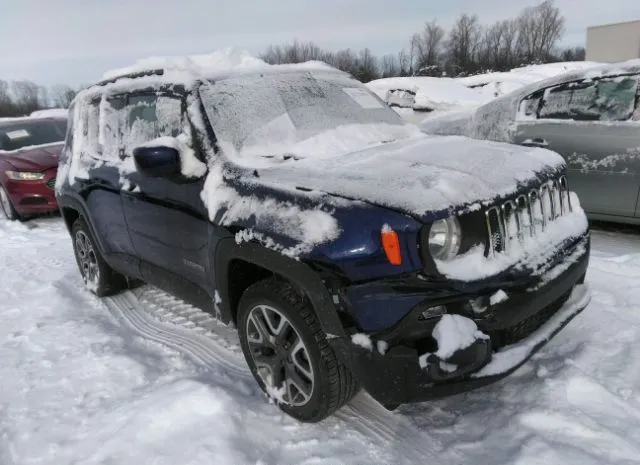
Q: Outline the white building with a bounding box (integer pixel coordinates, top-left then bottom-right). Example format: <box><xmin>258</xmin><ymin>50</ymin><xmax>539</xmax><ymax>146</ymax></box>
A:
<box><xmin>586</xmin><ymin>20</ymin><xmax>640</xmax><ymax>63</ymax></box>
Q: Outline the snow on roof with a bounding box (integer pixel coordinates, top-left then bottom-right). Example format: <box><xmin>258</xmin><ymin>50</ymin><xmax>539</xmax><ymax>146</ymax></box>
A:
<box><xmin>30</xmin><ymin>108</ymin><xmax>69</xmax><ymax>119</ymax></box>
<box><xmin>456</xmin><ymin>61</ymin><xmax>607</xmax><ymax>97</ymax></box>
<box><xmin>101</xmin><ymin>47</ymin><xmax>340</xmax><ymax>83</ymax></box>
<box><xmin>365</xmin><ymin>76</ymin><xmax>489</xmax><ymax>112</ymax></box>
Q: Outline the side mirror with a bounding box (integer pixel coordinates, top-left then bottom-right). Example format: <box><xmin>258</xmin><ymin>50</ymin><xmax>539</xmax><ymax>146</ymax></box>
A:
<box><xmin>133</xmin><ymin>145</ymin><xmax>180</xmax><ymax>178</ymax></box>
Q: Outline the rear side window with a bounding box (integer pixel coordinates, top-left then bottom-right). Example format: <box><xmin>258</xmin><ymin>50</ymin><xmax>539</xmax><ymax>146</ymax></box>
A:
<box><xmin>99</xmin><ymin>96</ymin><xmax>126</xmax><ymax>161</ymax></box>
<box><xmin>521</xmin><ymin>74</ymin><xmax>640</xmax><ymax>122</ymax></box>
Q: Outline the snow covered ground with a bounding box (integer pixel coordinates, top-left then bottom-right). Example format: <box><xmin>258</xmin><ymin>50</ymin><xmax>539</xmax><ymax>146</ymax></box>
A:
<box><xmin>1</xmin><ymin>215</ymin><xmax>640</xmax><ymax>465</ymax></box>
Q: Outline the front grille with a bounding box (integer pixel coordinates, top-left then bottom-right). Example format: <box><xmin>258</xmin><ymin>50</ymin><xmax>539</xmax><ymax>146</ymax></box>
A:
<box><xmin>488</xmin><ymin>289</ymin><xmax>572</xmax><ymax>349</ymax></box>
<box><xmin>485</xmin><ymin>175</ymin><xmax>572</xmax><ymax>254</ymax></box>
<box><xmin>20</xmin><ymin>197</ymin><xmax>48</xmax><ymax>206</ymax></box>
<box><xmin>46</xmin><ymin>178</ymin><xmax>56</xmax><ymax>189</ymax></box>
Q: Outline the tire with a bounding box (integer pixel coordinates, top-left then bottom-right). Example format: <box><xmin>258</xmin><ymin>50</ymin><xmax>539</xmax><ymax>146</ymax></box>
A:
<box><xmin>0</xmin><ymin>185</ymin><xmax>20</xmax><ymax>221</ymax></box>
<box><xmin>237</xmin><ymin>279</ymin><xmax>360</xmax><ymax>422</ymax></box>
<box><xmin>71</xmin><ymin>218</ymin><xmax>127</xmax><ymax>297</ymax></box>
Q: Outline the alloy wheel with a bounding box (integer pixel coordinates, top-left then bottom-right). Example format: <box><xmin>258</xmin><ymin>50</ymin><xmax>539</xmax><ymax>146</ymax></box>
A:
<box><xmin>74</xmin><ymin>230</ymin><xmax>100</xmax><ymax>287</ymax></box>
<box><xmin>245</xmin><ymin>304</ymin><xmax>315</xmax><ymax>406</ymax></box>
<box><xmin>0</xmin><ymin>187</ymin><xmax>13</xmax><ymax>219</ymax></box>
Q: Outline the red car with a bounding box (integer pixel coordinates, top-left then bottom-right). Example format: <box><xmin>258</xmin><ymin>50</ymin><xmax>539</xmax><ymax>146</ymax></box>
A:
<box><xmin>0</xmin><ymin>117</ymin><xmax>67</xmax><ymax>220</ymax></box>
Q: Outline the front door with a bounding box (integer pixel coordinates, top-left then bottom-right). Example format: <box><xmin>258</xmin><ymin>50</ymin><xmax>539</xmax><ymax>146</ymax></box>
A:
<box><xmin>119</xmin><ymin>93</ymin><xmax>212</xmax><ymax>297</ymax></box>
<box><xmin>514</xmin><ymin>75</ymin><xmax>640</xmax><ymax>219</ymax></box>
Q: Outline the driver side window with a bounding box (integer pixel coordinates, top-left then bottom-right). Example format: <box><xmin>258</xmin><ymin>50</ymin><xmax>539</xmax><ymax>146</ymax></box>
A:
<box><xmin>122</xmin><ymin>94</ymin><xmax>184</xmax><ymax>155</ymax></box>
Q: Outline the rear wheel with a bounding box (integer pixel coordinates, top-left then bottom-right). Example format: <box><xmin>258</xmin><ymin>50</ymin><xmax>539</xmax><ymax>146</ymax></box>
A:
<box><xmin>237</xmin><ymin>279</ymin><xmax>359</xmax><ymax>422</ymax></box>
<box><xmin>0</xmin><ymin>185</ymin><xmax>19</xmax><ymax>221</ymax></box>
<box><xmin>71</xmin><ymin>218</ymin><xmax>126</xmax><ymax>296</ymax></box>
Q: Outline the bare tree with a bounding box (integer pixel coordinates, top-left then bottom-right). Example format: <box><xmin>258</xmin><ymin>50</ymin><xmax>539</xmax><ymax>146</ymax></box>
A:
<box><xmin>355</xmin><ymin>48</ymin><xmax>378</xmax><ymax>82</ymax></box>
<box><xmin>558</xmin><ymin>46</ymin><xmax>586</xmax><ymax>62</ymax></box>
<box><xmin>446</xmin><ymin>14</ymin><xmax>482</xmax><ymax>75</ymax></box>
<box><xmin>517</xmin><ymin>0</ymin><xmax>565</xmax><ymax>63</ymax></box>
<box><xmin>11</xmin><ymin>80</ymin><xmax>41</xmax><ymax>115</ymax></box>
<box><xmin>411</xmin><ymin>20</ymin><xmax>445</xmax><ymax>73</ymax></box>
<box><xmin>51</xmin><ymin>84</ymin><xmax>77</xmax><ymax>108</ymax></box>
<box><xmin>397</xmin><ymin>49</ymin><xmax>411</xmax><ymax>76</ymax></box>
<box><xmin>379</xmin><ymin>54</ymin><xmax>400</xmax><ymax>78</ymax></box>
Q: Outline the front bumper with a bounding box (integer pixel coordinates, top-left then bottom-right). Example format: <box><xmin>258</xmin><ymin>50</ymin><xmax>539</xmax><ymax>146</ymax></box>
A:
<box><xmin>329</xmin><ymin>234</ymin><xmax>591</xmax><ymax>406</ymax></box>
<box><xmin>5</xmin><ymin>168</ymin><xmax>58</xmax><ymax>215</ymax></box>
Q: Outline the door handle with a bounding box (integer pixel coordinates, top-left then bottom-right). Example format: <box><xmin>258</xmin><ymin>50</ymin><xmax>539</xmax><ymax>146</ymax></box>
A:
<box><xmin>522</xmin><ymin>138</ymin><xmax>549</xmax><ymax>148</ymax></box>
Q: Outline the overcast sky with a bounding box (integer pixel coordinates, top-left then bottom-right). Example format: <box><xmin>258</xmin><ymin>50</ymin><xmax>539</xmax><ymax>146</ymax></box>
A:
<box><xmin>0</xmin><ymin>0</ymin><xmax>637</xmax><ymax>86</ymax></box>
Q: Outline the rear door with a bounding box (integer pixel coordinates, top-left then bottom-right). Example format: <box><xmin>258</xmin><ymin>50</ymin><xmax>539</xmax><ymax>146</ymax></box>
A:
<box><xmin>75</xmin><ymin>96</ymin><xmax>138</xmax><ymax>274</ymax></box>
<box><xmin>514</xmin><ymin>75</ymin><xmax>640</xmax><ymax>219</ymax></box>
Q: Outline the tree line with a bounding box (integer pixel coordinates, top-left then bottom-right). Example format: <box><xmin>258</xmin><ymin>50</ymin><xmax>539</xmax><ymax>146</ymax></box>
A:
<box><xmin>261</xmin><ymin>0</ymin><xmax>585</xmax><ymax>82</ymax></box>
<box><xmin>1</xmin><ymin>0</ymin><xmax>585</xmax><ymax>117</ymax></box>
<box><xmin>0</xmin><ymin>80</ymin><xmax>79</xmax><ymax>118</ymax></box>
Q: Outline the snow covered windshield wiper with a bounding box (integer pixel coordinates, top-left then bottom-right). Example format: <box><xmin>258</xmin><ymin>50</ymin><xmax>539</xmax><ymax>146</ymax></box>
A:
<box><xmin>261</xmin><ymin>153</ymin><xmax>301</xmax><ymax>162</ymax></box>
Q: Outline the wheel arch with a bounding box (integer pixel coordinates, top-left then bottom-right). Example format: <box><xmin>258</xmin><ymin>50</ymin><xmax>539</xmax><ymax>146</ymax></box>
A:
<box><xmin>214</xmin><ymin>238</ymin><xmax>346</xmax><ymax>338</ymax></box>
<box><xmin>57</xmin><ymin>194</ymin><xmax>109</xmax><ymax>256</ymax></box>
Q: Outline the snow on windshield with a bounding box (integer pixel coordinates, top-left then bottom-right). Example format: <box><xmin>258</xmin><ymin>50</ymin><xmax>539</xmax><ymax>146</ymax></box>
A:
<box><xmin>199</xmin><ymin>72</ymin><xmax>412</xmax><ymax>159</ymax></box>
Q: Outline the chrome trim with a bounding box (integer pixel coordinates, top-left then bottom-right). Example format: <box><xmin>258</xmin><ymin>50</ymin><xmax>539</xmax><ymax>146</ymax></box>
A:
<box><xmin>485</xmin><ymin>176</ymin><xmax>572</xmax><ymax>256</ymax></box>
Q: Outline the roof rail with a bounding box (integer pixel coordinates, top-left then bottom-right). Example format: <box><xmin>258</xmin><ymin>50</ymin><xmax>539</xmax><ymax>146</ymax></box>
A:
<box><xmin>91</xmin><ymin>68</ymin><xmax>166</xmax><ymax>89</ymax></box>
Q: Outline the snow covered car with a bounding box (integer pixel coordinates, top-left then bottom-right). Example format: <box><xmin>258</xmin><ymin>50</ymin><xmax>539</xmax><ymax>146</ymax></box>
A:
<box><xmin>55</xmin><ymin>52</ymin><xmax>591</xmax><ymax>422</ymax></box>
<box><xmin>385</xmin><ymin>88</ymin><xmax>417</xmax><ymax>108</ymax></box>
<box><xmin>366</xmin><ymin>76</ymin><xmax>487</xmax><ymax>113</ymax></box>
<box><xmin>421</xmin><ymin>60</ymin><xmax>640</xmax><ymax>225</ymax></box>
<box><xmin>0</xmin><ymin>116</ymin><xmax>67</xmax><ymax>220</ymax></box>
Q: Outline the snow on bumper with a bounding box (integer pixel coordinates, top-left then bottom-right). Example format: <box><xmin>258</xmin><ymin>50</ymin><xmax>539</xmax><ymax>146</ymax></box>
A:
<box><xmin>472</xmin><ymin>283</ymin><xmax>590</xmax><ymax>377</ymax></box>
<box><xmin>330</xmin><ymin>283</ymin><xmax>591</xmax><ymax>406</ymax></box>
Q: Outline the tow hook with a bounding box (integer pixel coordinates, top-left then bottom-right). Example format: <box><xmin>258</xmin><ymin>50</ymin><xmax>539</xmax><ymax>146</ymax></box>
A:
<box><xmin>424</xmin><ymin>338</ymin><xmax>492</xmax><ymax>382</ymax></box>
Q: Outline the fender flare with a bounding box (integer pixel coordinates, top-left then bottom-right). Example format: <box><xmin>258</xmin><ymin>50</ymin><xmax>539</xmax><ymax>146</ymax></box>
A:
<box><xmin>57</xmin><ymin>193</ymin><xmax>110</xmax><ymax>257</ymax></box>
<box><xmin>214</xmin><ymin>237</ymin><xmax>346</xmax><ymax>338</ymax></box>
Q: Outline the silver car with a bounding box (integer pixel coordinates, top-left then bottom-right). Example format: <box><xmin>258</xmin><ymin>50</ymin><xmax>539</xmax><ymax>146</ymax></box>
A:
<box><xmin>420</xmin><ymin>60</ymin><xmax>640</xmax><ymax>225</ymax></box>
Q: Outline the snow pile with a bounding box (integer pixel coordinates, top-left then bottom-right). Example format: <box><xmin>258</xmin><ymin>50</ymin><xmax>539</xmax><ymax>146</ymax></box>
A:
<box><xmin>102</xmin><ymin>47</ymin><xmax>269</xmax><ymax>80</ymax></box>
<box><xmin>435</xmin><ymin>193</ymin><xmax>588</xmax><ymax>281</ymax></box>
<box><xmin>351</xmin><ymin>333</ymin><xmax>373</xmax><ymax>351</ymax></box>
<box><xmin>366</xmin><ymin>76</ymin><xmax>488</xmax><ymax>112</ymax></box>
<box><xmin>30</xmin><ymin>108</ymin><xmax>69</xmax><ymax>119</ymax></box>
<box><xmin>432</xmin><ymin>314</ymin><xmax>488</xmax><ymax>360</ymax></box>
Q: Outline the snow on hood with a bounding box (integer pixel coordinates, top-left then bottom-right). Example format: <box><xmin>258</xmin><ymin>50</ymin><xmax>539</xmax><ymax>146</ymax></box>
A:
<box><xmin>254</xmin><ymin>132</ymin><xmax>565</xmax><ymax>218</ymax></box>
<box><xmin>30</xmin><ymin>109</ymin><xmax>69</xmax><ymax>119</ymax></box>
<box><xmin>0</xmin><ymin>143</ymin><xmax>62</xmax><ymax>171</ymax></box>
<box><xmin>366</xmin><ymin>77</ymin><xmax>488</xmax><ymax>112</ymax></box>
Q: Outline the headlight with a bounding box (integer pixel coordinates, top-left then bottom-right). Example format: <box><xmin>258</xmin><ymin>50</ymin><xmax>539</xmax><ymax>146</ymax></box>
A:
<box><xmin>428</xmin><ymin>217</ymin><xmax>461</xmax><ymax>261</ymax></box>
<box><xmin>5</xmin><ymin>171</ymin><xmax>45</xmax><ymax>181</ymax></box>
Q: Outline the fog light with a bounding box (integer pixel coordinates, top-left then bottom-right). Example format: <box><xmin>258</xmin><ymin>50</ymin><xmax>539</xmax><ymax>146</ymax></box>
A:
<box><xmin>418</xmin><ymin>305</ymin><xmax>446</xmax><ymax>320</ymax></box>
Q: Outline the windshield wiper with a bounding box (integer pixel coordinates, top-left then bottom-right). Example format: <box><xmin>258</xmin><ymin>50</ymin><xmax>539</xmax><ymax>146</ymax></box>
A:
<box><xmin>261</xmin><ymin>153</ymin><xmax>301</xmax><ymax>161</ymax></box>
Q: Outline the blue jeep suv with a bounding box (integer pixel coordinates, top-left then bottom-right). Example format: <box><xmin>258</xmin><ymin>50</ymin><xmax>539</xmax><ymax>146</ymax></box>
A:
<box><xmin>55</xmin><ymin>57</ymin><xmax>591</xmax><ymax>422</ymax></box>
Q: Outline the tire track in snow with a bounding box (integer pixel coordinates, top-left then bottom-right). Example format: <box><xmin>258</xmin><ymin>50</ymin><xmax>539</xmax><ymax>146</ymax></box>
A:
<box><xmin>105</xmin><ymin>286</ymin><xmax>445</xmax><ymax>464</ymax></box>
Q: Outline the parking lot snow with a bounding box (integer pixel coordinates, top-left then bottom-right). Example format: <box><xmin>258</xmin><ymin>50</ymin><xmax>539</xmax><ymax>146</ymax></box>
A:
<box><xmin>1</xmin><ymin>216</ymin><xmax>639</xmax><ymax>465</ymax></box>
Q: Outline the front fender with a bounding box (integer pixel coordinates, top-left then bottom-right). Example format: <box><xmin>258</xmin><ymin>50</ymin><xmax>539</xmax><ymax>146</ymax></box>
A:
<box><xmin>214</xmin><ymin>237</ymin><xmax>346</xmax><ymax>337</ymax></box>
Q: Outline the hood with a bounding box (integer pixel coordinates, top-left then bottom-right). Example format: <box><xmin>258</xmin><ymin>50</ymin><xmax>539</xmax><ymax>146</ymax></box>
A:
<box><xmin>0</xmin><ymin>143</ymin><xmax>63</xmax><ymax>171</ymax></box>
<box><xmin>255</xmin><ymin>135</ymin><xmax>564</xmax><ymax>220</ymax></box>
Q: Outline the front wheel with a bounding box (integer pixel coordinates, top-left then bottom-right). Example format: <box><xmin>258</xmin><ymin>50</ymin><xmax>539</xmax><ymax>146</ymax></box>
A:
<box><xmin>237</xmin><ymin>279</ymin><xmax>359</xmax><ymax>422</ymax></box>
<box><xmin>71</xmin><ymin>218</ymin><xmax>126</xmax><ymax>296</ymax></box>
<box><xmin>0</xmin><ymin>185</ymin><xmax>20</xmax><ymax>221</ymax></box>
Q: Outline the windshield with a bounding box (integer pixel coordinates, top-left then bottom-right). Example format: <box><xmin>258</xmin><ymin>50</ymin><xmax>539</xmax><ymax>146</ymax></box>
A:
<box><xmin>199</xmin><ymin>71</ymin><xmax>411</xmax><ymax>159</ymax></box>
<box><xmin>0</xmin><ymin>119</ymin><xmax>67</xmax><ymax>151</ymax></box>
